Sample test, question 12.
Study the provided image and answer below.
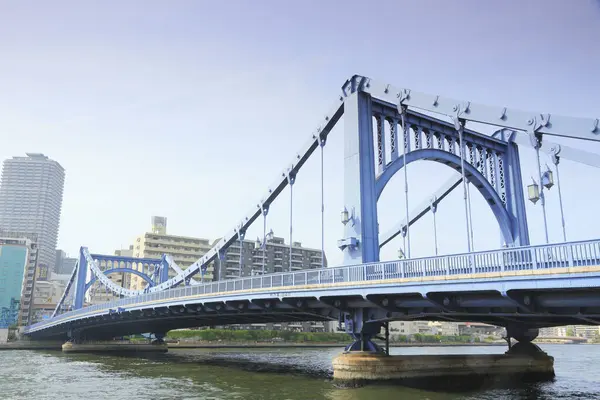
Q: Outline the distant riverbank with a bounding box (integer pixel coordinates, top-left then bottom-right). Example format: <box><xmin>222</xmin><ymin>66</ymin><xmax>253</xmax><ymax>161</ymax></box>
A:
<box><xmin>167</xmin><ymin>341</ymin><xmax>506</xmax><ymax>349</ymax></box>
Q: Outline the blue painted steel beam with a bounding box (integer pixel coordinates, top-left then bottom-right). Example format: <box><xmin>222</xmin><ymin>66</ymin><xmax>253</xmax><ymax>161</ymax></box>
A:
<box><xmin>84</xmin><ymin>267</ymin><xmax>155</xmax><ymax>292</ymax></box>
<box><xmin>90</xmin><ymin>254</ymin><xmax>162</xmax><ymax>265</ymax></box>
<box><xmin>341</xmin><ymin>88</ymin><xmax>380</xmax><ymax>264</ymax></box>
<box><xmin>357</xmin><ymin>75</ymin><xmax>600</xmax><ymax>142</ymax></box>
<box><xmin>376</xmin><ymin>148</ymin><xmax>515</xmax><ymax>245</ymax></box>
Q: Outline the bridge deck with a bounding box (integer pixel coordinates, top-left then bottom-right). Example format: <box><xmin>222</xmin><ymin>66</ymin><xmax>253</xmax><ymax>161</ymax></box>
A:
<box><xmin>25</xmin><ymin>239</ymin><xmax>600</xmax><ymax>340</ymax></box>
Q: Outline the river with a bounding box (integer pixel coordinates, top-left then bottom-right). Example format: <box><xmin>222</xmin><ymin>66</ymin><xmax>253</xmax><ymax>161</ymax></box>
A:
<box><xmin>1</xmin><ymin>344</ymin><xmax>599</xmax><ymax>399</ymax></box>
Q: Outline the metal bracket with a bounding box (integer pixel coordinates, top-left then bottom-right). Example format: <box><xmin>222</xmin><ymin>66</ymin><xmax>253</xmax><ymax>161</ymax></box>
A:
<box><xmin>548</xmin><ymin>144</ymin><xmax>561</xmax><ymax>165</ymax></box>
<box><xmin>337</xmin><ymin>237</ymin><xmax>359</xmax><ymax>251</ymax></box>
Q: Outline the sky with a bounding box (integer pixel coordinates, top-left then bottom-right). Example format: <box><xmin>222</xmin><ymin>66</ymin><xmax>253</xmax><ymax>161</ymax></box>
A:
<box><xmin>0</xmin><ymin>0</ymin><xmax>599</xmax><ymax>266</ymax></box>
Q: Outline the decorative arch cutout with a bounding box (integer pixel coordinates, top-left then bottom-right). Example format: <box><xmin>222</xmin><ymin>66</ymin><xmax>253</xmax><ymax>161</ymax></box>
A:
<box><xmin>375</xmin><ymin>148</ymin><xmax>514</xmax><ymax>244</ymax></box>
<box><xmin>84</xmin><ymin>268</ymin><xmax>155</xmax><ymax>293</ymax></box>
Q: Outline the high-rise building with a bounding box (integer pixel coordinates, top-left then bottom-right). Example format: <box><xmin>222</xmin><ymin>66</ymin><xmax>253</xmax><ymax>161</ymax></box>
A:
<box><xmin>128</xmin><ymin>217</ymin><xmax>213</xmax><ymax>290</ymax></box>
<box><xmin>0</xmin><ymin>153</ymin><xmax>65</xmax><ymax>273</ymax></box>
<box><xmin>0</xmin><ymin>231</ymin><xmax>38</xmax><ymax>326</ymax></box>
<box><xmin>55</xmin><ymin>249</ymin><xmax>77</xmax><ymax>275</ymax></box>
<box><xmin>213</xmin><ymin>231</ymin><xmax>326</xmax><ymax>281</ymax></box>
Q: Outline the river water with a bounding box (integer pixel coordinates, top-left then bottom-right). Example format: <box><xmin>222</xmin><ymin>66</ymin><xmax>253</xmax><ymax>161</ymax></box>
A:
<box><xmin>1</xmin><ymin>344</ymin><xmax>599</xmax><ymax>399</ymax></box>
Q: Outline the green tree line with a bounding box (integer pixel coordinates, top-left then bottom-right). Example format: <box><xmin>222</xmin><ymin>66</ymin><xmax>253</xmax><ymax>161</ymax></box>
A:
<box><xmin>160</xmin><ymin>329</ymin><xmax>481</xmax><ymax>343</ymax></box>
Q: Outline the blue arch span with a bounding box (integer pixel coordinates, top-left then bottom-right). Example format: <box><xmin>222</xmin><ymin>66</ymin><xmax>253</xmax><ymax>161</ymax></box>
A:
<box><xmin>375</xmin><ymin>148</ymin><xmax>514</xmax><ymax>244</ymax></box>
<box><xmin>84</xmin><ymin>268</ymin><xmax>155</xmax><ymax>293</ymax></box>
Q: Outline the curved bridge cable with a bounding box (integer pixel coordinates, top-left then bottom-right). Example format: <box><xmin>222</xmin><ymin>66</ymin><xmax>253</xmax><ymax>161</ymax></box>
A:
<box><xmin>83</xmin><ymin>248</ymin><xmax>146</xmax><ymax>297</ymax></box>
<box><xmin>51</xmin><ymin>261</ymin><xmax>78</xmax><ymax>317</ymax></box>
<box><xmin>148</xmin><ymin>91</ymin><xmax>346</xmax><ymax>292</ymax></box>
<box><xmin>149</xmin><ymin>75</ymin><xmax>600</xmax><ymax>292</ymax></box>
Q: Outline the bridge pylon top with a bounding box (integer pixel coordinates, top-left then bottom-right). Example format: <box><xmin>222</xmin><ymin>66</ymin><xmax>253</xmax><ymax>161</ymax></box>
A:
<box><xmin>345</xmin><ymin>75</ymin><xmax>600</xmax><ymax>143</ymax></box>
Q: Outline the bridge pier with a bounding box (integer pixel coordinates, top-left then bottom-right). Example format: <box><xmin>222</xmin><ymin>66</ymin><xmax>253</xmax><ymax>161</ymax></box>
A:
<box><xmin>333</xmin><ymin>320</ymin><xmax>554</xmax><ymax>388</ymax></box>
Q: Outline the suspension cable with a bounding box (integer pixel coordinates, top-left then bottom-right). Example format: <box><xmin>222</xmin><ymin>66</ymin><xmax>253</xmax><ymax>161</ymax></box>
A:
<box><xmin>320</xmin><ymin>140</ymin><xmax>325</xmax><ymax>268</ymax></box>
<box><xmin>400</xmin><ymin>110</ymin><xmax>411</xmax><ymax>258</ymax></box>
<box><xmin>466</xmin><ymin>181</ymin><xmax>475</xmax><ymax>250</ymax></box>
<box><xmin>456</xmin><ymin>119</ymin><xmax>472</xmax><ymax>252</ymax></box>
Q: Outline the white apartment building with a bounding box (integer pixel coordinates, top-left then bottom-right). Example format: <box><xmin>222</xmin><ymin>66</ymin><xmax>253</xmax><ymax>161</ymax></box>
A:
<box><xmin>129</xmin><ymin>217</ymin><xmax>213</xmax><ymax>291</ymax></box>
<box><xmin>0</xmin><ymin>154</ymin><xmax>65</xmax><ymax>273</ymax></box>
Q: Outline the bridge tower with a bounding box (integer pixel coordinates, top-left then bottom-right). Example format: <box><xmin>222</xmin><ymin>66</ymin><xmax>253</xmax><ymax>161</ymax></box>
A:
<box><xmin>338</xmin><ymin>76</ymin><xmax>532</xmax><ymax>354</ymax></box>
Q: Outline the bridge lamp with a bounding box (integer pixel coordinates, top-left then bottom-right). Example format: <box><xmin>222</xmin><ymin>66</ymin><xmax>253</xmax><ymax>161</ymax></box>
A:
<box><xmin>542</xmin><ymin>165</ymin><xmax>554</xmax><ymax>190</ymax></box>
<box><xmin>527</xmin><ymin>179</ymin><xmax>540</xmax><ymax>204</ymax></box>
<box><xmin>397</xmin><ymin>248</ymin><xmax>405</xmax><ymax>259</ymax></box>
<box><xmin>341</xmin><ymin>207</ymin><xmax>355</xmax><ymax>226</ymax></box>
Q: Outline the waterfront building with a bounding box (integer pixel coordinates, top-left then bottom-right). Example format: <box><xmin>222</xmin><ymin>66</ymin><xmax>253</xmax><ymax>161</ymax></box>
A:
<box><xmin>31</xmin><ymin>279</ymin><xmax>65</xmax><ymax>322</ymax></box>
<box><xmin>128</xmin><ymin>216</ymin><xmax>213</xmax><ymax>290</ymax></box>
<box><xmin>539</xmin><ymin>326</ymin><xmax>568</xmax><ymax>337</ymax></box>
<box><xmin>0</xmin><ymin>153</ymin><xmax>65</xmax><ymax>273</ymax></box>
<box><xmin>0</xmin><ymin>232</ymin><xmax>38</xmax><ymax>326</ymax></box>
<box><xmin>212</xmin><ymin>232</ymin><xmax>327</xmax><ymax>332</ymax></box>
<box><xmin>573</xmin><ymin>325</ymin><xmax>600</xmax><ymax>339</ymax></box>
<box><xmin>212</xmin><ymin>231</ymin><xmax>326</xmax><ymax>280</ymax></box>
<box><xmin>55</xmin><ymin>250</ymin><xmax>77</xmax><ymax>275</ymax></box>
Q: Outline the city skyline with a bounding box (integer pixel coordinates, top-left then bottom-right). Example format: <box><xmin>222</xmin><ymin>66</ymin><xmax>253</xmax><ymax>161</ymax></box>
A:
<box><xmin>0</xmin><ymin>1</ymin><xmax>599</xmax><ymax>267</ymax></box>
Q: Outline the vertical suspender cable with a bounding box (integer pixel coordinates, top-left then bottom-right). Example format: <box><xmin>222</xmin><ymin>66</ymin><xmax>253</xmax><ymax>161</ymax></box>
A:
<box><xmin>262</xmin><ymin>211</ymin><xmax>267</xmax><ymax>275</ymax></box>
<box><xmin>466</xmin><ymin>181</ymin><xmax>475</xmax><ymax>250</ymax></box>
<box><xmin>320</xmin><ymin>141</ymin><xmax>325</xmax><ymax>269</ymax></box>
<box><xmin>238</xmin><ymin>233</ymin><xmax>243</xmax><ymax>279</ymax></box>
<box><xmin>456</xmin><ymin>120</ymin><xmax>472</xmax><ymax>252</ymax></box>
<box><xmin>553</xmin><ymin>157</ymin><xmax>567</xmax><ymax>241</ymax></box>
<box><xmin>289</xmin><ymin>182</ymin><xmax>293</xmax><ymax>272</ymax></box>
<box><xmin>534</xmin><ymin>141</ymin><xmax>550</xmax><ymax>244</ymax></box>
<box><xmin>400</xmin><ymin>111</ymin><xmax>411</xmax><ymax>258</ymax></box>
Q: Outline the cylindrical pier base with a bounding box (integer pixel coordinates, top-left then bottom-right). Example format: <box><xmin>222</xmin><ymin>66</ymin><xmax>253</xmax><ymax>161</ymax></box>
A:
<box><xmin>332</xmin><ymin>351</ymin><xmax>554</xmax><ymax>387</ymax></box>
<box><xmin>62</xmin><ymin>341</ymin><xmax>168</xmax><ymax>354</ymax></box>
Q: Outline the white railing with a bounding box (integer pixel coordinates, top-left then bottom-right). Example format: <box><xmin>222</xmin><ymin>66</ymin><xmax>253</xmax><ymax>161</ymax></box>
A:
<box><xmin>24</xmin><ymin>239</ymin><xmax>600</xmax><ymax>333</ymax></box>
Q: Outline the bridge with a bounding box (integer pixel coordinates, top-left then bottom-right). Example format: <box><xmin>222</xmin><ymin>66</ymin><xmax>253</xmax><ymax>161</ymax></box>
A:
<box><xmin>23</xmin><ymin>75</ymin><xmax>600</xmax><ymax>360</ymax></box>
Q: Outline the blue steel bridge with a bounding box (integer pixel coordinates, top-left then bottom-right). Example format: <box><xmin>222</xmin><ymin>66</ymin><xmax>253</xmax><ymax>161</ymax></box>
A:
<box><xmin>24</xmin><ymin>75</ymin><xmax>600</xmax><ymax>352</ymax></box>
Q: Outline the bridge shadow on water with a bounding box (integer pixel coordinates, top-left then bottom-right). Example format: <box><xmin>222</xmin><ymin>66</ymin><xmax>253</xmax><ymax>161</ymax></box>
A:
<box><xmin>58</xmin><ymin>349</ymin><xmax>588</xmax><ymax>400</ymax></box>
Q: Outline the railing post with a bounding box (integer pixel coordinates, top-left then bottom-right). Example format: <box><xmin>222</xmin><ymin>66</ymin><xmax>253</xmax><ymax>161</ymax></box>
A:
<box><xmin>530</xmin><ymin>247</ymin><xmax>538</xmax><ymax>269</ymax></box>
<box><xmin>293</xmin><ymin>273</ymin><xmax>296</xmax><ymax>286</ymax></box>
<box><xmin>567</xmin><ymin>244</ymin><xmax>575</xmax><ymax>268</ymax></box>
<box><xmin>305</xmin><ymin>271</ymin><xmax>308</xmax><ymax>285</ymax></box>
<box><xmin>401</xmin><ymin>261</ymin><xmax>405</xmax><ymax>279</ymax></box>
<box><xmin>318</xmin><ymin>270</ymin><xmax>321</xmax><ymax>284</ymax></box>
<box><xmin>471</xmin><ymin>254</ymin><xmax>475</xmax><ymax>274</ymax></box>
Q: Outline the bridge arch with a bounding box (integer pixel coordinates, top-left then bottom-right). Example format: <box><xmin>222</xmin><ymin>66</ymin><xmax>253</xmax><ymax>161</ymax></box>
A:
<box><xmin>84</xmin><ymin>268</ymin><xmax>155</xmax><ymax>293</ymax></box>
<box><xmin>375</xmin><ymin>148</ymin><xmax>514</xmax><ymax>245</ymax></box>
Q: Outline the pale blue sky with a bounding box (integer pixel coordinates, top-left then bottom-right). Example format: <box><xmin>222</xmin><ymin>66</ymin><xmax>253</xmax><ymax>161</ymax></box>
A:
<box><xmin>0</xmin><ymin>0</ymin><xmax>599</xmax><ymax>265</ymax></box>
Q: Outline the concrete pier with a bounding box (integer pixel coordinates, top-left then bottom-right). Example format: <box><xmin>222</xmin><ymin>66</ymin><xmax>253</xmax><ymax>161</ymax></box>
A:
<box><xmin>62</xmin><ymin>341</ymin><xmax>168</xmax><ymax>354</ymax></box>
<box><xmin>332</xmin><ymin>351</ymin><xmax>554</xmax><ymax>387</ymax></box>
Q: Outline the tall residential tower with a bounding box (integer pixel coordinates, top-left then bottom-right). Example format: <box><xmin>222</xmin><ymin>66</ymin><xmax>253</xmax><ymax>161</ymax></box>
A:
<box><xmin>0</xmin><ymin>153</ymin><xmax>65</xmax><ymax>273</ymax></box>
